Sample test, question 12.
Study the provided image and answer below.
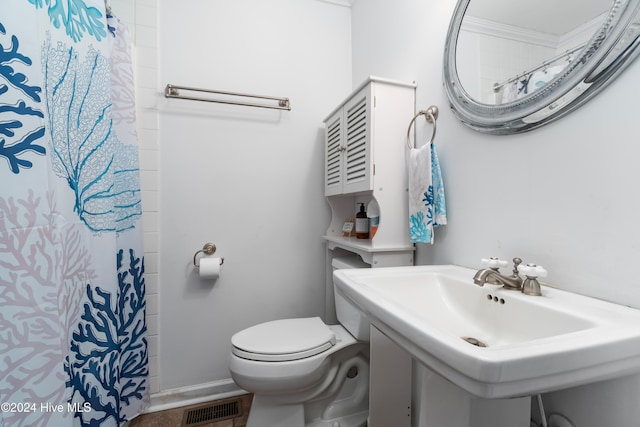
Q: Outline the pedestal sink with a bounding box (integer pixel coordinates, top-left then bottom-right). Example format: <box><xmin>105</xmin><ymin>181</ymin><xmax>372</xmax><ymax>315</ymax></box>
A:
<box><xmin>334</xmin><ymin>265</ymin><xmax>640</xmax><ymax>399</ymax></box>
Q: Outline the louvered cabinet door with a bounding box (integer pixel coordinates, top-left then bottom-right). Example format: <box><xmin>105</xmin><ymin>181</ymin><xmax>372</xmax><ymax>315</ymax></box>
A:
<box><xmin>342</xmin><ymin>87</ymin><xmax>373</xmax><ymax>194</ymax></box>
<box><xmin>325</xmin><ymin>111</ymin><xmax>344</xmax><ymax>196</ymax></box>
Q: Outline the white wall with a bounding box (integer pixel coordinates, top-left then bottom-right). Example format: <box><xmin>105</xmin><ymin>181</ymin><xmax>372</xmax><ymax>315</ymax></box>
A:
<box><xmin>351</xmin><ymin>0</ymin><xmax>640</xmax><ymax>425</ymax></box>
<box><xmin>155</xmin><ymin>0</ymin><xmax>351</xmax><ymax>391</ymax></box>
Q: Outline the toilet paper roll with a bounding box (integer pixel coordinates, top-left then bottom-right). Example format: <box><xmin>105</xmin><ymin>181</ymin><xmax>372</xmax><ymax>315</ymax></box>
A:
<box><xmin>199</xmin><ymin>257</ymin><xmax>222</xmax><ymax>279</ymax></box>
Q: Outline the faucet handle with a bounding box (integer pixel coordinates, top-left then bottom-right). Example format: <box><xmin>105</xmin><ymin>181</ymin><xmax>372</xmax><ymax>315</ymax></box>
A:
<box><xmin>518</xmin><ymin>263</ymin><xmax>546</xmax><ymax>296</ymax></box>
<box><xmin>481</xmin><ymin>257</ymin><xmax>508</xmax><ymax>269</ymax></box>
<box><xmin>517</xmin><ymin>263</ymin><xmax>547</xmax><ymax>278</ymax></box>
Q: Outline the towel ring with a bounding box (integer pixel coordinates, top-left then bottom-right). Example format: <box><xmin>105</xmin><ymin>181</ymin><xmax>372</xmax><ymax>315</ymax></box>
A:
<box><xmin>406</xmin><ymin>105</ymin><xmax>439</xmax><ymax>150</ymax></box>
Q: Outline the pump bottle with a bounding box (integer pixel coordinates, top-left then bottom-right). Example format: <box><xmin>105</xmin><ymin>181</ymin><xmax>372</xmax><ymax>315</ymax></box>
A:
<box><xmin>355</xmin><ymin>203</ymin><xmax>369</xmax><ymax>239</ymax></box>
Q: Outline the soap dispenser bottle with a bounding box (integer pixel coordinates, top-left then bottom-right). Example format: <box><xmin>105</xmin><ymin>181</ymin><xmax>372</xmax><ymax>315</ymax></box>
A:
<box><xmin>355</xmin><ymin>203</ymin><xmax>369</xmax><ymax>239</ymax></box>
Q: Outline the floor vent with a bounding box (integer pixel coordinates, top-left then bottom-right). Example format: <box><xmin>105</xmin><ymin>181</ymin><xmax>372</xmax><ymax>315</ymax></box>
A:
<box><xmin>182</xmin><ymin>397</ymin><xmax>242</xmax><ymax>426</ymax></box>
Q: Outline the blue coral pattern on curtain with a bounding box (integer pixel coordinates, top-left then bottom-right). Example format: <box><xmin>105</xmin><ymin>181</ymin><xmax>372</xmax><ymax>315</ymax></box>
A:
<box><xmin>0</xmin><ymin>1</ymin><xmax>148</xmax><ymax>426</ymax></box>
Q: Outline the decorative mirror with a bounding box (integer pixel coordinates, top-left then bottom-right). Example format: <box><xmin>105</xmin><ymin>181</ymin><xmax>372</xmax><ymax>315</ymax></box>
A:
<box><xmin>443</xmin><ymin>0</ymin><xmax>640</xmax><ymax>134</ymax></box>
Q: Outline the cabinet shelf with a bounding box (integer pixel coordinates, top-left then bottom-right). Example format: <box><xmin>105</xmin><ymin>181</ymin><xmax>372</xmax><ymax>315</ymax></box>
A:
<box><xmin>323</xmin><ymin>234</ymin><xmax>414</xmax><ymax>269</ymax></box>
<box><xmin>323</xmin><ymin>235</ymin><xmax>415</xmax><ymax>254</ymax></box>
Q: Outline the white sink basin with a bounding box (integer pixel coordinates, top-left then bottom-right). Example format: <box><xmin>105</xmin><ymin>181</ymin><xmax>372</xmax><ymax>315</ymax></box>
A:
<box><xmin>334</xmin><ymin>265</ymin><xmax>640</xmax><ymax>398</ymax></box>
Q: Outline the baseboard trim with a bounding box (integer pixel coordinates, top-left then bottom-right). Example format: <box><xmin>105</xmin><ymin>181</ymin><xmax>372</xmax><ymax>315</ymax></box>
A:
<box><xmin>144</xmin><ymin>379</ymin><xmax>247</xmax><ymax>414</ymax></box>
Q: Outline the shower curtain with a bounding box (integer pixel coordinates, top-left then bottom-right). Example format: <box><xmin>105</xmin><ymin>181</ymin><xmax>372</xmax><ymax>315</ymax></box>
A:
<box><xmin>0</xmin><ymin>1</ymin><xmax>148</xmax><ymax>426</ymax></box>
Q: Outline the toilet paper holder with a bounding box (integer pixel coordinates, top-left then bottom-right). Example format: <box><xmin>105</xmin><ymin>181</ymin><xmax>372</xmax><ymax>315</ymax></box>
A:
<box><xmin>193</xmin><ymin>243</ymin><xmax>225</xmax><ymax>267</ymax></box>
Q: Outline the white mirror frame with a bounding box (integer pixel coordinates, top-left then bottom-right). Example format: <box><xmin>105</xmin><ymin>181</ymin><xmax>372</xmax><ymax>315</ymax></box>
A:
<box><xmin>443</xmin><ymin>0</ymin><xmax>640</xmax><ymax>134</ymax></box>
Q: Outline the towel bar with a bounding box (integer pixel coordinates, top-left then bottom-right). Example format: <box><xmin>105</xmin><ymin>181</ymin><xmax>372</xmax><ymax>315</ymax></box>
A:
<box><xmin>165</xmin><ymin>84</ymin><xmax>291</xmax><ymax>111</ymax></box>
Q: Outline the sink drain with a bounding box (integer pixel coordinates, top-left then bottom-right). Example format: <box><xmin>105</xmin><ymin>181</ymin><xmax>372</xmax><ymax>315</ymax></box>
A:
<box><xmin>461</xmin><ymin>336</ymin><xmax>488</xmax><ymax>347</ymax></box>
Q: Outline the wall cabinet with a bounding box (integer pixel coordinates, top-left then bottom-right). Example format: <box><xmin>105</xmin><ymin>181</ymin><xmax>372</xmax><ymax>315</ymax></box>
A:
<box><xmin>323</xmin><ymin>76</ymin><xmax>416</xmax><ymax>267</ymax></box>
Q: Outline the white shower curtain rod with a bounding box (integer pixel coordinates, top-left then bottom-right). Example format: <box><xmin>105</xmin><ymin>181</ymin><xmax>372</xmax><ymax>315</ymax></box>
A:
<box><xmin>164</xmin><ymin>84</ymin><xmax>292</xmax><ymax>111</ymax></box>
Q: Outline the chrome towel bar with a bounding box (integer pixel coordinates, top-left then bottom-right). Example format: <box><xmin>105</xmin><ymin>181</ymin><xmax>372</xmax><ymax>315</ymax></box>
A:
<box><xmin>165</xmin><ymin>84</ymin><xmax>291</xmax><ymax>111</ymax></box>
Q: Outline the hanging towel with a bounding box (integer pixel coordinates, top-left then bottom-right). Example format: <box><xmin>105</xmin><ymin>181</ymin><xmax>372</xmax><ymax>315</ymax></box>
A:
<box><xmin>500</xmin><ymin>80</ymin><xmax>519</xmax><ymax>103</ymax></box>
<box><xmin>527</xmin><ymin>65</ymin><xmax>564</xmax><ymax>93</ymax></box>
<box><xmin>409</xmin><ymin>143</ymin><xmax>447</xmax><ymax>244</ymax></box>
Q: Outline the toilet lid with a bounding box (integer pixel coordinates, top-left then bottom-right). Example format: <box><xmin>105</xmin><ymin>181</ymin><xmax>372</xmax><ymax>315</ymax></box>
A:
<box><xmin>231</xmin><ymin>317</ymin><xmax>336</xmax><ymax>362</ymax></box>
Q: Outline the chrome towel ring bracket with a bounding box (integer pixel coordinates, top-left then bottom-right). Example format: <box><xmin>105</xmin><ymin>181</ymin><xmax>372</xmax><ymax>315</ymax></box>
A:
<box><xmin>193</xmin><ymin>243</ymin><xmax>225</xmax><ymax>267</ymax></box>
<box><xmin>406</xmin><ymin>105</ymin><xmax>439</xmax><ymax>149</ymax></box>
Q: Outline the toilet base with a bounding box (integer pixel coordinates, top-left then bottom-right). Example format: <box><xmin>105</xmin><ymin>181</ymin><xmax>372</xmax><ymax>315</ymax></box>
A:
<box><xmin>245</xmin><ymin>353</ymin><xmax>369</xmax><ymax>427</ymax></box>
<box><xmin>307</xmin><ymin>410</ymin><xmax>368</xmax><ymax>427</ymax></box>
<box><xmin>246</xmin><ymin>398</ymin><xmax>304</xmax><ymax>427</ymax></box>
<box><xmin>247</xmin><ymin>395</ymin><xmax>368</xmax><ymax>427</ymax></box>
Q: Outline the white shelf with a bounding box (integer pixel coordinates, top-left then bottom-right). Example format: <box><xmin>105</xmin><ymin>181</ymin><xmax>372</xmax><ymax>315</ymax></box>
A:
<box><xmin>323</xmin><ymin>235</ymin><xmax>414</xmax><ymax>268</ymax></box>
<box><xmin>323</xmin><ymin>235</ymin><xmax>415</xmax><ymax>253</ymax></box>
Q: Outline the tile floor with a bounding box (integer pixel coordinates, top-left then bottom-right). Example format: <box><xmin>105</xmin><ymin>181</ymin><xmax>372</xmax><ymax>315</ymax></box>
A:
<box><xmin>129</xmin><ymin>394</ymin><xmax>252</xmax><ymax>427</ymax></box>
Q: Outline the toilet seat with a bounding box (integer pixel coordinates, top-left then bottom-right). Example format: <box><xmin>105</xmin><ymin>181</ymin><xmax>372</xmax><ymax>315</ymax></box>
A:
<box><xmin>231</xmin><ymin>317</ymin><xmax>336</xmax><ymax>362</ymax></box>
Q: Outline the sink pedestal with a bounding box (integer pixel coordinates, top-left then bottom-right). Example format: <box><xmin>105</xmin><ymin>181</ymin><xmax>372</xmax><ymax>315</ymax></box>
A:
<box><xmin>415</xmin><ymin>365</ymin><xmax>530</xmax><ymax>427</ymax></box>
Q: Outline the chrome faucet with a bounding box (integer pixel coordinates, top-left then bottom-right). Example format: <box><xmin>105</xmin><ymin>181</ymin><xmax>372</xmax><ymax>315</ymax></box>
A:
<box><xmin>473</xmin><ymin>257</ymin><xmax>523</xmax><ymax>290</ymax></box>
<box><xmin>473</xmin><ymin>257</ymin><xmax>546</xmax><ymax>296</ymax></box>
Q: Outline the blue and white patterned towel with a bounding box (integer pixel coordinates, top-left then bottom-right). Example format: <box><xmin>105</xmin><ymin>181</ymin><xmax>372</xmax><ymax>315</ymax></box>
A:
<box><xmin>409</xmin><ymin>143</ymin><xmax>447</xmax><ymax>244</ymax></box>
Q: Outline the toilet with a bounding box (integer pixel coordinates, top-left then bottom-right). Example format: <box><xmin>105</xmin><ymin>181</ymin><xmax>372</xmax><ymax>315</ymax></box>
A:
<box><xmin>229</xmin><ymin>255</ymin><xmax>371</xmax><ymax>427</ymax></box>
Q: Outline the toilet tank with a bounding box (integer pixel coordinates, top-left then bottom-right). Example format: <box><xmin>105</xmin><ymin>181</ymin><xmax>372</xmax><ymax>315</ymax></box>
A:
<box><xmin>332</xmin><ymin>255</ymin><xmax>371</xmax><ymax>341</ymax></box>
